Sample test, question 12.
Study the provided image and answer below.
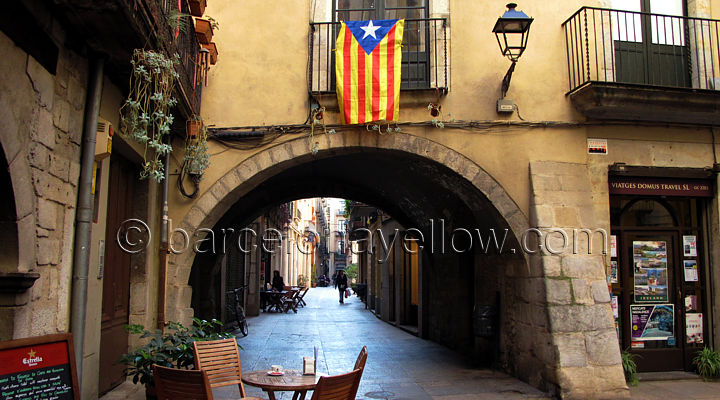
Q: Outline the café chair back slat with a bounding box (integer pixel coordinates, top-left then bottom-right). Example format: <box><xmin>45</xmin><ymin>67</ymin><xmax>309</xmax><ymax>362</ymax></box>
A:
<box><xmin>310</xmin><ymin>369</ymin><xmax>363</xmax><ymax>400</ymax></box>
<box><xmin>154</xmin><ymin>365</ymin><xmax>213</xmax><ymax>400</ymax></box>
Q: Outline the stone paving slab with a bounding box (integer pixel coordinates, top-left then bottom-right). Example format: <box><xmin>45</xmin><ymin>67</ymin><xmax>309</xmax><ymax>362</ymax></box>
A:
<box><xmin>102</xmin><ymin>287</ymin><xmax>720</xmax><ymax>399</ymax></box>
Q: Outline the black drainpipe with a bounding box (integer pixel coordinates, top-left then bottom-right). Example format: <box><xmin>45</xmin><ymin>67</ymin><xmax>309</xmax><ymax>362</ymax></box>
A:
<box><xmin>70</xmin><ymin>56</ymin><xmax>104</xmax><ymax>385</ymax></box>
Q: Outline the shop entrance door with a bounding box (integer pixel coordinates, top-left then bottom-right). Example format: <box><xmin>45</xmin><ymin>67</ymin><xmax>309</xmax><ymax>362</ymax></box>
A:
<box><xmin>610</xmin><ymin>188</ymin><xmax>710</xmax><ymax>373</ymax></box>
<box><xmin>619</xmin><ymin>231</ymin><xmax>683</xmax><ymax>371</ymax></box>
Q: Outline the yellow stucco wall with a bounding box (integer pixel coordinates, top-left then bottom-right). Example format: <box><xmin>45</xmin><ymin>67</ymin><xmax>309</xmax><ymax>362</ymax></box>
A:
<box><xmin>169</xmin><ymin>0</ymin><xmax>718</xmax><ymax>236</ymax></box>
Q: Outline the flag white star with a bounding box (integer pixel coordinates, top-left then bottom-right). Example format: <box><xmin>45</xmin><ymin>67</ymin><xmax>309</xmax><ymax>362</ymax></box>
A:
<box><xmin>361</xmin><ymin>20</ymin><xmax>381</xmax><ymax>39</ymax></box>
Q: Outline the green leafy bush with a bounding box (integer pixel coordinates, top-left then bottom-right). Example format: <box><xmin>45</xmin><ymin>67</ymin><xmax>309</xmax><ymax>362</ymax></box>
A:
<box><xmin>621</xmin><ymin>350</ymin><xmax>639</xmax><ymax>386</ymax></box>
<box><xmin>693</xmin><ymin>346</ymin><xmax>720</xmax><ymax>381</ymax></box>
<box><xmin>120</xmin><ymin>318</ymin><xmax>235</xmax><ymax>388</ymax></box>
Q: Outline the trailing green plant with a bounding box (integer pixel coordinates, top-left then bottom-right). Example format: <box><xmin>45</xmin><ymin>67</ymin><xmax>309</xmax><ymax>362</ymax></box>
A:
<box><xmin>120</xmin><ymin>318</ymin><xmax>235</xmax><ymax>388</ymax></box>
<box><xmin>693</xmin><ymin>346</ymin><xmax>720</xmax><ymax>381</ymax></box>
<box><xmin>120</xmin><ymin>49</ymin><xmax>179</xmax><ymax>182</ymax></box>
<box><xmin>166</xmin><ymin>9</ymin><xmax>192</xmax><ymax>34</ymax></box>
<box><xmin>621</xmin><ymin>350</ymin><xmax>639</xmax><ymax>386</ymax></box>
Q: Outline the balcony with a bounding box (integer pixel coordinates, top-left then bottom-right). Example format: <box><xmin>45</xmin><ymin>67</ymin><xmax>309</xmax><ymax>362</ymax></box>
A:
<box><xmin>309</xmin><ymin>18</ymin><xmax>449</xmax><ymax>95</ymax></box>
<box><xmin>53</xmin><ymin>0</ymin><xmax>203</xmax><ymax>116</ymax></box>
<box><xmin>563</xmin><ymin>7</ymin><xmax>720</xmax><ymax>125</ymax></box>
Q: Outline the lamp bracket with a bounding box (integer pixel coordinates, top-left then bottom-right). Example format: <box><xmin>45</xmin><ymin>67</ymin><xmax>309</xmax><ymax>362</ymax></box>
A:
<box><xmin>501</xmin><ymin>60</ymin><xmax>517</xmax><ymax>98</ymax></box>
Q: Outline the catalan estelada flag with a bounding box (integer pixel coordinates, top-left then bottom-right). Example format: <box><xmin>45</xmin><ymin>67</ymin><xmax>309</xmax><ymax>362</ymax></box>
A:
<box><xmin>336</xmin><ymin>19</ymin><xmax>404</xmax><ymax>124</ymax></box>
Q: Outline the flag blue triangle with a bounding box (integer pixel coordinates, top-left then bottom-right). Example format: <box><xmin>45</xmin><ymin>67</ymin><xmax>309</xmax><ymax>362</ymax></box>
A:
<box><xmin>345</xmin><ymin>19</ymin><xmax>399</xmax><ymax>55</ymax></box>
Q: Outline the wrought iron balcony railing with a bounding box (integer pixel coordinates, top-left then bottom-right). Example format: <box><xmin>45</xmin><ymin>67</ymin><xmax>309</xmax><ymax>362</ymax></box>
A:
<box><xmin>563</xmin><ymin>7</ymin><xmax>720</xmax><ymax>93</ymax></box>
<box><xmin>309</xmin><ymin>18</ymin><xmax>449</xmax><ymax>94</ymax></box>
<box><xmin>156</xmin><ymin>0</ymin><xmax>203</xmax><ymax>114</ymax></box>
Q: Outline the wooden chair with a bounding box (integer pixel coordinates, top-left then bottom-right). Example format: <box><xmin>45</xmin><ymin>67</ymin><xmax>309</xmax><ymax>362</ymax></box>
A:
<box><xmin>310</xmin><ymin>369</ymin><xmax>363</xmax><ymax>400</ymax></box>
<box><xmin>282</xmin><ymin>289</ymin><xmax>302</xmax><ymax>313</ymax></box>
<box><xmin>296</xmin><ymin>287</ymin><xmax>310</xmax><ymax>307</ymax></box>
<box><xmin>193</xmin><ymin>338</ymin><xmax>265</xmax><ymax>399</ymax></box>
<box><xmin>353</xmin><ymin>346</ymin><xmax>368</xmax><ymax>371</ymax></box>
<box><xmin>153</xmin><ymin>364</ymin><xmax>213</xmax><ymax>400</ymax></box>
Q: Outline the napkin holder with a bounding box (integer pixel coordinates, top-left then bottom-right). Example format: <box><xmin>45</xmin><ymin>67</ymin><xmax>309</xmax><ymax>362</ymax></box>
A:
<box><xmin>302</xmin><ymin>357</ymin><xmax>315</xmax><ymax>375</ymax></box>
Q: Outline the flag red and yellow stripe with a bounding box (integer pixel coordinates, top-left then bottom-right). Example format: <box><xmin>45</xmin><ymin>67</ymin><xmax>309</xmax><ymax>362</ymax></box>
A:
<box><xmin>336</xmin><ymin>20</ymin><xmax>404</xmax><ymax>124</ymax></box>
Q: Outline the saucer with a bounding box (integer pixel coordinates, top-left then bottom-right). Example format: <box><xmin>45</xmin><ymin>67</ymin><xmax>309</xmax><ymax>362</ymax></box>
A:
<box><xmin>267</xmin><ymin>371</ymin><xmax>284</xmax><ymax>376</ymax></box>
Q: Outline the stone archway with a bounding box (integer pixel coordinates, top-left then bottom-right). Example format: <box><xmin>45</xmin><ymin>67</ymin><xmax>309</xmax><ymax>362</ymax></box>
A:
<box><xmin>168</xmin><ymin>131</ymin><xmax>529</xmax><ymax>321</ymax></box>
<box><xmin>0</xmin><ymin>99</ymin><xmax>36</xmax><ymax>276</ymax></box>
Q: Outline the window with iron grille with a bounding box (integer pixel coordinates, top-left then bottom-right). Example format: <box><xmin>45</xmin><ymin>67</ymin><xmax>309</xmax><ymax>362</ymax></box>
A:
<box><xmin>308</xmin><ymin>0</ymin><xmax>447</xmax><ymax>93</ymax></box>
<box><xmin>335</xmin><ymin>0</ymin><xmax>430</xmax><ymax>89</ymax></box>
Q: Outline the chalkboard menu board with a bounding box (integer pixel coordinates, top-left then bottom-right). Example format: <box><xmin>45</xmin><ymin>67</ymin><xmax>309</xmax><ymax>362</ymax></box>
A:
<box><xmin>0</xmin><ymin>334</ymin><xmax>79</xmax><ymax>400</ymax></box>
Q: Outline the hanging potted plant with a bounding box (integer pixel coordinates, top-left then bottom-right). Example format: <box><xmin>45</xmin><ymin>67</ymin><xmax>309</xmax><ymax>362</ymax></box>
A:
<box><xmin>183</xmin><ymin>117</ymin><xmax>210</xmax><ymax>178</ymax></box>
<box><xmin>119</xmin><ymin>49</ymin><xmax>179</xmax><ymax>182</ymax></box>
<box><xmin>194</xmin><ymin>16</ymin><xmax>218</xmax><ymax>44</ymax></box>
<box><xmin>186</xmin><ymin>116</ymin><xmax>203</xmax><ymax>139</ymax></box>
<box><xmin>188</xmin><ymin>0</ymin><xmax>206</xmax><ymax>17</ymax></box>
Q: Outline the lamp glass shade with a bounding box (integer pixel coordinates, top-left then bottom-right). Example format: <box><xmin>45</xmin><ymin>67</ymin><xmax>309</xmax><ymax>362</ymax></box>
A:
<box><xmin>493</xmin><ymin>4</ymin><xmax>533</xmax><ymax>61</ymax></box>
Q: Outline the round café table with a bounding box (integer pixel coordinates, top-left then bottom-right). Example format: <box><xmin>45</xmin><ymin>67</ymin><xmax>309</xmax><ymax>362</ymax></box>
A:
<box><xmin>242</xmin><ymin>369</ymin><xmax>326</xmax><ymax>400</ymax></box>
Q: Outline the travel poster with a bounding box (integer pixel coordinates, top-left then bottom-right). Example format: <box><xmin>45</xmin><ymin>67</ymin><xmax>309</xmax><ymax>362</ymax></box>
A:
<box><xmin>683</xmin><ymin>235</ymin><xmax>697</xmax><ymax>257</ymax></box>
<box><xmin>631</xmin><ymin>304</ymin><xmax>674</xmax><ymax>341</ymax></box>
<box><xmin>685</xmin><ymin>295</ymin><xmax>698</xmax><ymax>312</ymax></box>
<box><xmin>686</xmin><ymin>313</ymin><xmax>703</xmax><ymax>344</ymax></box>
<box><xmin>684</xmin><ymin>259</ymin><xmax>698</xmax><ymax>282</ymax></box>
<box><xmin>633</xmin><ymin>241</ymin><xmax>668</xmax><ymax>303</ymax></box>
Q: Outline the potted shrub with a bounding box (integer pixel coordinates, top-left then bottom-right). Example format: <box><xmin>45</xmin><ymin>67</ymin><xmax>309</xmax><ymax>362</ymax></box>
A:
<box><xmin>693</xmin><ymin>346</ymin><xmax>720</xmax><ymax>381</ymax></box>
<box><xmin>621</xmin><ymin>350</ymin><xmax>639</xmax><ymax>386</ymax></box>
<box><xmin>188</xmin><ymin>0</ymin><xmax>206</xmax><ymax>17</ymax></box>
<box><xmin>121</xmin><ymin>318</ymin><xmax>234</xmax><ymax>399</ymax></box>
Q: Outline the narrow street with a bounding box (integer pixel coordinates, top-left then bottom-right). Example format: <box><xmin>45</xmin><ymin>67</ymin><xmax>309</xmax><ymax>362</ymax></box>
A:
<box><xmin>235</xmin><ymin>287</ymin><xmax>550</xmax><ymax>400</ymax></box>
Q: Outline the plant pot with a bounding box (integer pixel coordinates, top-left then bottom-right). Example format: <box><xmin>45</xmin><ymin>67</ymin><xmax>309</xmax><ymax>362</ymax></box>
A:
<box><xmin>195</xmin><ymin>18</ymin><xmax>213</xmax><ymax>45</ymax></box>
<box><xmin>145</xmin><ymin>384</ymin><xmax>157</xmax><ymax>400</ymax></box>
<box><xmin>188</xmin><ymin>0</ymin><xmax>206</xmax><ymax>17</ymax></box>
<box><xmin>202</xmin><ymin>42</ymin><xmax>218</xmax><ymax>65</ymax></box>
<box><xmin>186</xmin><ymin>120</ymin><xmax>203</xmax><ymax>139</ymax></box>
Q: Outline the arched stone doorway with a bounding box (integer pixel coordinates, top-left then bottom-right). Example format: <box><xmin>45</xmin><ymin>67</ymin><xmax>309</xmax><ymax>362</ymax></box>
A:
<box><xmin>167</xmin><ymin>132</ymin><xmax>627</xmax><ymax>398</ymax></box>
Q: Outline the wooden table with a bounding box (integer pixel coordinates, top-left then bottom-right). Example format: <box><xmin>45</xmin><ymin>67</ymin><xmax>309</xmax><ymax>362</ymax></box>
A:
<box><xmin>260</xmin><ymin>291</ymin><xmax>286</xmax><ymax>312</ymax></box>
<box><xmin>242</xmin><ymin>369</ymin><xmax>325</xmax><ymax>400</ymax></box>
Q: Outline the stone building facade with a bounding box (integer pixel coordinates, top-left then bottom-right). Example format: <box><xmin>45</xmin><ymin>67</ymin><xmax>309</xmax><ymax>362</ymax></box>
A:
<box><xmin>2</xmin><ymin>0</ymin><xmax>720</xmax><ymax>399</ymax></box>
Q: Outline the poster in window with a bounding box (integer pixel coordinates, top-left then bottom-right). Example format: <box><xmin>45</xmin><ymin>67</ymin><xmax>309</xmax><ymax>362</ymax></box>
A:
<box><xmin>686</xmin><ymin>313</ymin><xmax>703</xmax><ymax>344</ymax></box>
<box><xmin>685</xmin><ymin>295</ymin><xmax>698</xmax><ymax>312</ymax></box>
<box><xmin>610</xmin><ymin>235</ymin><xmax>617</xmax><ymax>258</ymax></box>
<box><xmin>631</xmin><ymin>304</ymin><xmax>674</xmax><ymax>341</ymax></box>
<box><xmin>683</xmin><ymin>235</ymin><xmax>697</xmax><ymax>257</ymax></box>
<box><xmin>684</xmin><ymin>259</ymin><xmax>698</xmax><ymax>282</ymax></box>
<box><xmin>610</xmin><ymin>260</ymin><xmax>618</xmax><ymax>284</ymax></box>
<box><xmin>633</xmin><ymin>241</ymin><xmax>668</xmax><ymax>303</ymax></box>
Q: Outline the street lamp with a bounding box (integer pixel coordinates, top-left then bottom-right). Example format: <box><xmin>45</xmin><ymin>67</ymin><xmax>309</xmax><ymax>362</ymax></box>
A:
<box><xmin>492</xmin><ymin>3</ymin><xmax>533</xmax><ymax>108</ymax></box>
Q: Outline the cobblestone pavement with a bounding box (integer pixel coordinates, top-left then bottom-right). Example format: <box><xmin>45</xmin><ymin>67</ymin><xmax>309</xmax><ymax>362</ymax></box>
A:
<box><xmin>222</xmin><ymin>287</ymin><xmax>549</xmax><ymax>400</ymax></box>
<box><xmin>102</xmin><ymin>287</ymin><xmax>720</xmax><ymax>399</ymax></box>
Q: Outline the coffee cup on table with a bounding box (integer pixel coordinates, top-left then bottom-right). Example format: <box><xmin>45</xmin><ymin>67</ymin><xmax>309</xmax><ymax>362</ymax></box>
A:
<box><xmin>271</xmin><ymin>365</ymin><xmax>283</xmax><ymax>373</ymax></box>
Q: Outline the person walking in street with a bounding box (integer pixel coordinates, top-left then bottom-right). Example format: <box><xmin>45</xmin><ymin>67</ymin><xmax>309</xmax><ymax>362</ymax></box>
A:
<box><xmin>336</xmin><ymin>270</ymin><xmax>348</xmax><ymax>304</ymax></box>
<box><xmin>332</xmin><ymin>271</ymin><xmax>338</xmax><ymax>289</ymax></box>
